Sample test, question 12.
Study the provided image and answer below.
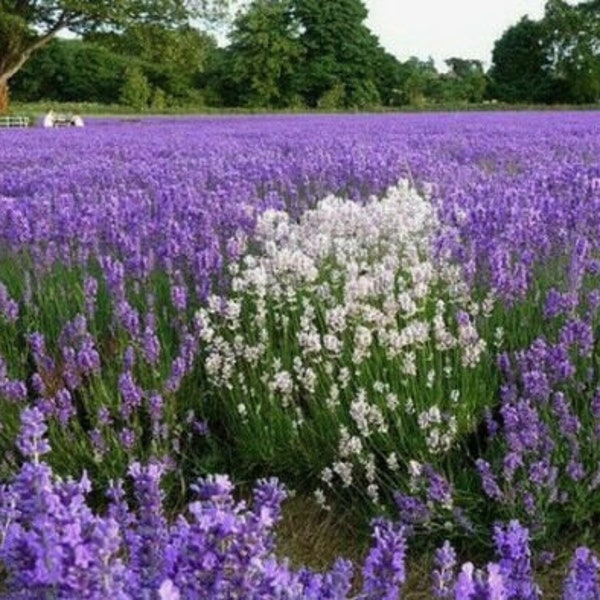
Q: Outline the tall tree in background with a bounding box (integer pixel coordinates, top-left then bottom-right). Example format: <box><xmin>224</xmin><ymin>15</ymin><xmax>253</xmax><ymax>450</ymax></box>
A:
<box><xmin>87</xmin><ymin>24</ymin><xmax>217</xmax><ymax>103</ymax></box>
<box><xmin>11</xmin><ymin>39</ymin><xmax>131</xmax><ymax>104</ymax></box>
<box><xmin>292</xmin><ymin>0</ymin><xmax>383</xmax><ymax>107</ymax></box>
<box><xmin>489</xmin><ymin>17</ymin><xmax>554</xmax><ymax>103</ymax></box>
<box><xmin>225</xmin><ymin>0</ymin><xmax>303</xmax><ymax>108</ymax></box>
<box><xmin>372</xmin><ymin>49</ymin><xmax>405</xmax><ymax>106</ymax></box>
<box><xmin>444</xmin><ymin>57</ymin><xmax>487</xmax><ymax>102</ymax></box>
<box><xmin>0</xmin><ymin>0</ymin><xmax>229</xmax><ymax>113</ymax></box>
<box><xmin>544</xmin><ymin>0</ymin><xmax>600</xmax><ymax>102</ymax></box>
<box><xmin>396</xmin><ymin>57</ymin><xmax>438</xmax><ymax>106</ymax></box>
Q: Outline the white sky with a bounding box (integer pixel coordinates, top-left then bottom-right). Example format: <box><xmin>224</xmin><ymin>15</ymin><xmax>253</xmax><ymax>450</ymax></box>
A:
<box><xmin>364</xmin><ymin>0</ymin><xmax>548</xmax><ymax>70</ymax></box>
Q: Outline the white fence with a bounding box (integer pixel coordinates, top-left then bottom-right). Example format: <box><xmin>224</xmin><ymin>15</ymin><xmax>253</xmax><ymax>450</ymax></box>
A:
<box><xmin>0</xmin><ymin>116</ymin><xmax>30</xmax><ymax>128</ymax></box>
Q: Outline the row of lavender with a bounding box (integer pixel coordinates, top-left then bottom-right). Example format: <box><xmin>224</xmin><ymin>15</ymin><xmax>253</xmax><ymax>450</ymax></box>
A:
<box><xmin>2</xmin><ymin>406</ymin><xmax>595</xmax><ymax>598</ymax></box>
<box><xmin>1</xmin><ymin>112</ymin><xmax>600</xmax><ymax>597</ymax></box>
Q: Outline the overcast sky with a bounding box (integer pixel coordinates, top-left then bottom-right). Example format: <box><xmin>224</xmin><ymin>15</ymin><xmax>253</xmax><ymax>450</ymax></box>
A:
<box><xmin>364</xmin><ymin>0</ymin><xmax>547</xmax><ymax>70</ymax></box>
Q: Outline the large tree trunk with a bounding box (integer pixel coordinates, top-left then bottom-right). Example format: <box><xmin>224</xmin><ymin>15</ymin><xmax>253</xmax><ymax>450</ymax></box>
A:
<box><xmin>0</xmin><ymin>14</ymin><xmax>67</xmax><ymax>116</ymax></box>
<box><xmin>0</xmin><ymin>79</ymin><xmax>9</xmax><ymax>115</ymax></box>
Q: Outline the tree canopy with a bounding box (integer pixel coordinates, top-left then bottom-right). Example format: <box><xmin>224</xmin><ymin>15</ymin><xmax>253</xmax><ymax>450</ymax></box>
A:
<box><xmin>224</xmin><ymin>0</ymin><xmax>303</xmax><ymax>108</ymax></box>
<box><xmin>6</xmin><ymin>0</ymin><xmax>600</xmax><ymax>113</ymax></box>
<box><xmin>544</xmin><ymin>0</ymin><xmax>600</xmax><ymax>102</ymax></box>
<box><xmin>0</xmin><ymin>0</ymin><xmax>230</xmax><ymax>112</ymax></box>
<box><xmin>489</xmin><ymin>17</ymin><xmax>555</xmax><ymax>103</ymax></box>
<box><xmin>489</xmin><ymin>1</ymin><xmax>600</xmax><ymax>104</ymax></box>
<box><xmin>292</xmin><ymin>0</ymin><xmax>383</xmax><ymax>107</ymax></box>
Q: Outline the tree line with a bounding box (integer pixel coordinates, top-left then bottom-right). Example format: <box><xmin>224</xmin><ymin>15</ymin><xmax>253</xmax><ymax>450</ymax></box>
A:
<box><xmin>2</xmin><ymin>0</ymin><xmax>600</xmax><ymax>113</ymax></box>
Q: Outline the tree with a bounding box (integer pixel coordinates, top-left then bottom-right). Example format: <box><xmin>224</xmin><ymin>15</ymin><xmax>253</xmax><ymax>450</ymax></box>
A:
<box><xmin>225</xmin><ymin>0</ymin><xmax>303</xmax><ymax>108</ymax></box>
<box><xmin>489</xmin><ymin>17</ymin><xmax>555</xmax><ymax>103</ymax></box>
<box><xmin>9</xmin><ymin>39</ymin><xmax>70</xmax><ymax>102</ymax></box>
<box><xmin>11</xmin><ymin>39</ymin><xmax>129</xmax><ymax>104</ymax></box>
<box><xmin>543</xmin><ymin>0</ymin><xmax>600</xmax><ymax>102</ymax></box>
<box><xmin>394</xmin><ymin>57</ymin><xmax>439</xmax><ymax>106</ymax></box>
<box><xmin>490</xmin><ymin>3</ymin><xmax>600</xmax><ymax>104</ymax></box>
<box><xmin>372</xmin><ymin>50</ymin><xmax>405</xmax><ymax>106</ymax></box>
<box><xmin>87</xmin><ymin>23</ymin><xmax>217</xmax><ymax>103</ymax></box>
<box><xmin>150</xmin><ymin>86</ymin><xmax>168</xmax><ymax>111</ymax></box>
<box><xmin>444</xmin><ymin>57</ymin><xmax>487</xmax><ymax>103</ymax></box>
<box><xmin>120</xmin><ymin>66</ymin><xmax>151</xmax><ymax>110</ymax></box>
<box><xmin>0</xmin><ymin>0</ymin><xmax>230</xmax><ymax>113</ymax></box>
<box><xmin>291</xmin><ymin>0</ymin><xmax>383</xmax><ymax>107</ymax></box>
<box><xmin>198</xmin><ymin>46</ymin><xmax>237</xmax><ymax>106</ymax></box>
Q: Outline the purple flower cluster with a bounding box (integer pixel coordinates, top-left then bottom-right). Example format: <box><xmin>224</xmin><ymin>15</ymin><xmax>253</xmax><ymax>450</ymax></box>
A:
<box><xmin>476</xmin><ymin>309</ymin><xmax>600</xmax><ymax>532</ymax></box>
<box><xmin>0</xmin><ymin>409</ymin><xmax>399</xmax><ymax>599</ymax></box>
<box><xmin>3</xmin><ymin>112</ymin><xmax>600</xmax><ymax>306</ymax></box>
<box><xmin>2</xmin><ymin>408</ymin><xmax>600</xmax><ymax>599</ymax></box>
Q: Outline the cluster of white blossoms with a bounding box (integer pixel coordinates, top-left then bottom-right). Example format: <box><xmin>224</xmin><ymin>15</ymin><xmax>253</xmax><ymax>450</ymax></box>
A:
<box><xmin>196</xmin><ymin>181</ymin><xmax>494</xmax><ymax>506</ymax></box>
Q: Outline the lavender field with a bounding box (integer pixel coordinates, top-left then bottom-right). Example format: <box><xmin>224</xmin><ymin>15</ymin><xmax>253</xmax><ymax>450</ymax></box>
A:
<box><xmin>1</xmin><ymin>111</ymin><xmax>600</xmax><ymax>597</ymax></box>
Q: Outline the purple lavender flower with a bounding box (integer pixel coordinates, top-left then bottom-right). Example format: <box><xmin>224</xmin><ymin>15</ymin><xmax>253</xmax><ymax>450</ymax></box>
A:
<box><xmin>118</xmin><ymin>370</ymin><xmax>143</xmax><ymax>419</ymax></box>
<box><xmin>171</xmin><ymin>283</ymin><xmax>188</xmax><ymax>312</ymax></box>
<box><xmin>454</xmin><ymin>562</ymin><xmax>507</xmax><ymax>600</ymax></box>
<box><xmin>454</xmin><ymin>563</ymin><xmax>477</xmax><ymax>598</ymax></box>
<box><xmin>16</xmin><ymin>406</ymin><xmax>51</xmax><ymax>461</ymax></box>
<box><xmin>394</xmin><ymin>492</ymin><xmax>432</xmax><ymax>526</ymax></box>
<box><xmin>62</xmin><ymin>345</ymin><xmax>82</xmax><ymax>390</ymax></box>
<box><xmin>423</xmin><ymin>465</ymin><xmax>454</xmax><ymax>508</ymax></box>
<box><xmin>361</xmin><ymin>518</ymin><xmax>407</xmax><ymax>600</ymax></box>
<box><xmin>128</xmin><ymin>461</ymin><xmax>168</xmax><ymax>593</ymax></box>
<box><xmin>322</xmin><ymin>558</ymin><xmax>354</xmax><ymax>598</ymax></box>
<box><xmin>90</xmin><ymin>428</ymin><xmax>107</xmax><ymax>456</ymax></box>
<box><xmin>98</xmin><ymin>406</ymin><xmax>113</xmax><ymax>426</ymax></box>
<box><xmin>123</xmin><ymin>345</ymin><xmax>136</xmax><ymax>371</ymax></box>
<box><xmin>84</xmin><ymin>275</ymin><xmax>99</xmax><ymax>317</ymax></box>
<box><xmin>119</xmin><ymin>428</ymin><xmax>136</xmax><ymax>449</ymax></box>
<box><xmin>493</xmin><ymin>520</ymin><xmax>539</xmax><ymax>600</ymax></box>
<box><xmin>559</xmin><ymin>319</ymin><xmax>593</xmax><ymax>358</ymax></box>
<box><xmin>521</xmin><ymin>370</ymin><xmax>550</xmax><ymax>402</ymax></box>
<box><xmin>544</xmin><ymin>288</ymin><xmax>578</xmax><ymax>320</ymax></box>
<box><xmin>28</xmin><ymin>332</ymin><xmax>56</xmax><ymax>374</ymax></box>
<box><xmin>117</xmin><ymin>300</ymin><xmax>141</xmax><ymax>338</ymax></box>
<box><xmin>563</xmin><ymin>547</ymin><xmax>600</xmax><ymax>600</ymax></box>
<box><xmin>0</xmin><ymin>378</ymin><xmax>27</xmax><ymax>402</ymax></box>
<box><xmin>77</xmin><ymin>335</ymin><xmax>101</xmax><ymax>375</ymax></box>
<box><xmin>159</xmin><ymin>578</ymin><xmax>181</xmax><ymax>600</ymax></box>
<box><xmin>432</xmin><ymin>541</ymin><xmax>456</xmax><ymax>599</ymax></box>
<box><xmin>0</xmin><ymin>282</ymin><xmax>19</xmax><ymax>322</ymax></box>
<box><xmin>253</xmin><ymin>477</ymin><xmax>287</xmax><ymax>530</ymax></box>
<box><xmin>165</xmin><ymin>356</ymin><xmax>186</xmax><ymax>394</ymax></box>
<box><xmin>56</xmin><ymin>387</ymin><xmax>76</xmax><ymax>425</ymax></box>
<box><xmin>30</xmin><ymin>372</ymin><xmax>46</xmax><ymax>396</ymax></box>
<box><xmin>476</xmin><ymin>459</ymin><xmax>503</xmax><ymax>502</ymax></box>
<box><xmin>140</xmin><ymin>310</ymin><xmax>161</xmax><ymax>366</ymax></box>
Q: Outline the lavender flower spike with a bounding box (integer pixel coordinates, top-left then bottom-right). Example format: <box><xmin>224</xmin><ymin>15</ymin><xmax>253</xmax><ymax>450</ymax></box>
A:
<box><xmin>361</xmin><ymin>518</ymin><xmax>407</xmax><ymax>600</ymax></box>
<box><xmin>432</xmin><ymin>541</ymin><xmax>457</xmax><ymax>599</ymax></box>
<box><xmin>16</xmin><ymin>406</ymin><xmax>51</xmax><ymax>462</ymax></box>
<box><xmin>563</xmin><ymin>547</ymin><xmax>600</xmax><ymax>600</ymax></box>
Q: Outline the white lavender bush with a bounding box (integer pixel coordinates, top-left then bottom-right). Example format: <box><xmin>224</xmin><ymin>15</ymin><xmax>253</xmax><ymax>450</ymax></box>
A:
<box><xmin>197</xmin><ymin>181</ymin><xmax>498</xmax><ymax>508</ymax></box>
